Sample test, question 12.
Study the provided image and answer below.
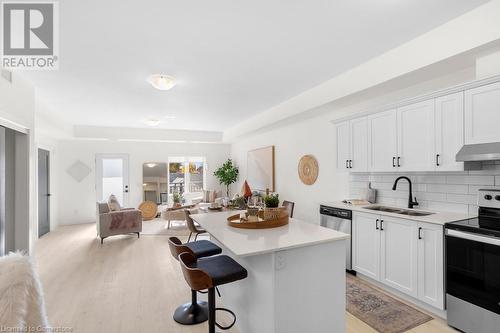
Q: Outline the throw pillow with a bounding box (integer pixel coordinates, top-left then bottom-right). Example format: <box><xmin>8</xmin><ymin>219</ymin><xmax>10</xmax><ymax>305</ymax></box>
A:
<box><xmin>108</xmin><ymin>194</ymin><xmax>122</xmax><ymax>211</ymax></box>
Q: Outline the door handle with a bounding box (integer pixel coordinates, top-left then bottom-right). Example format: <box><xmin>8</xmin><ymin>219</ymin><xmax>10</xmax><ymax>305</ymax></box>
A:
<box><xmin>349</xmin><ymin>160</ymin><xmax>353</xmax><ymax>169</ymax></box>
<box><xmin>392</xmin><ymin>157</ymin><xmax>396</xmax><ymax>168</ymax></box>
<box><xmin>380</xmin><ymin>220</ymin><xmax>384</xmax><ymax>231</ymax></box>
<box><xmin>418</xmin><ymin>227</ymin><xmax>423</xmax><ymax>240</ymax></box>
<box><xmin>397</xmin><ymin>157</ymin><xmax>401</xmax><ymax>167</ymax></box>
<box><xmin>375</xmin><ymin>219</ymin><xmax>379</xmax><ymax>230</ymax></box>
<box><xmin>436</xmin><ymin>154</ymin><xmax>440</xmax><ymax>167</ymax></box>
<box><xmin>346</xmin><ymin>160</ymin><xmax>349</xmax><ymax>169</ymax></box>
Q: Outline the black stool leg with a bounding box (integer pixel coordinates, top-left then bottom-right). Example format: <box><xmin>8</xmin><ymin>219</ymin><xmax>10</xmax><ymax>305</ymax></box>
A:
<box><xmin>208</xmin><ymin>287</ymin><xmax>216</xmax><ymax>333</ymax></box>
<box><xmin>173</xmin><ymin>289</ymin><xmax>208</xmax><ymax>325</ymax></box>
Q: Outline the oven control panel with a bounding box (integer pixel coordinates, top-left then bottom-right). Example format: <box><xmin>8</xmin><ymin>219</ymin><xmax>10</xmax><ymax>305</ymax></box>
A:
<box><xmin>478</xmin><ymin>189</ymin><xmax>500</xmax><ymax>208</ymax></box>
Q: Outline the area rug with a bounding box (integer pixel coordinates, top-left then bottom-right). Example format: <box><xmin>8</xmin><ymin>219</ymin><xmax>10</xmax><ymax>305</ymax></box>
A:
<box><xmin>141</xmin><ymin>218</ymin><xmax>191</xmax><ymax>237</ymax></box>
<box><xmin>346</xmin><ymin>275</ymin><xmax>432</xmax><ymax>333</ymax></box>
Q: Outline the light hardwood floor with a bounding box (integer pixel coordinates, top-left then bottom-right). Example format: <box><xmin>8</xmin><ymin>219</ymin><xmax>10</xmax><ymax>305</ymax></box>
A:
<box><xmin>34</xmin><ymin>223</ymin><xmax>457</xmax><ymax>333</ymax></box>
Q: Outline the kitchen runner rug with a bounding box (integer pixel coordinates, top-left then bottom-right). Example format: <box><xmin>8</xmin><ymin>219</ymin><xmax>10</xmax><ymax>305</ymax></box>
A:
<box><xmin>346</xmin><ymin>274</ymin><xmax>433</xmax><ymax>333</ymax></box>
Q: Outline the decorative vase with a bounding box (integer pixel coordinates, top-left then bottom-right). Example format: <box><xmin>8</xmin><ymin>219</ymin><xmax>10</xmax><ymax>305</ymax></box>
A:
<box><xmin>264</xmin><ymin>207</ymin><xmax>281</xmax><ymax>221</ymax></box>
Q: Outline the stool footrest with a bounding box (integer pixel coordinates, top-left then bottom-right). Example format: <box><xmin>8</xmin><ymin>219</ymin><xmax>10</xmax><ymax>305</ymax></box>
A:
<box><xmin>215</xmin><ymin>307</ymin><xmax>236</xmax><ymax>330</ymax></box>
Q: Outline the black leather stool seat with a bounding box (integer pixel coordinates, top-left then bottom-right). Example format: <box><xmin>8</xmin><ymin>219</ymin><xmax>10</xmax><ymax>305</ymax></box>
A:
<box><xmin>190</xmin><ymin>255</ymin><xmax>248</xmax><ymax>286</ymax></box>
<box><xmin>186</xmin><ymin>240</ymin><xmax>222</xmax><ymax>259</ymax></box>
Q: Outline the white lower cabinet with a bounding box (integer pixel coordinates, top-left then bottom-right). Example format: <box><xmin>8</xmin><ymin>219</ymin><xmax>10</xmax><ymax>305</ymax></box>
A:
<box><xmin>353</xmin><ymin>212</ymin><xmax>444</xmax><ymax>310</ymax></box>
<box><xmin>352</xmin><ymin>212</ymin><xmax>380</xmax><ymax>280</ymax></box>
<box><xmin>417</xmin><ymin>222</ymin><xmax>444</xmax><ymax>309</ymax></box>
<box><xmin>380</xmin><ymin>217</ymin><xmax>418</xmax><ymax>297</ymax></box>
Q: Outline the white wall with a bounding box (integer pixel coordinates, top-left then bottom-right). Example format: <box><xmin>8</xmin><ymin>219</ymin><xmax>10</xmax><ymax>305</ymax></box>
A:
<box><xmin>56</xmin><ymin>140</ymin><xmax>230</xmax><ymax>225</ymax></box>
<box><xmin>230</xmin><ymin>67</ymin><xmax>478</xmax><ymax>224</ymax></box>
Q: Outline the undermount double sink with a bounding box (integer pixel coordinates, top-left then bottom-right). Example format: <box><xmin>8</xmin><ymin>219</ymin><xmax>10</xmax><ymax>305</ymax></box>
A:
<box><xmin>364</xmin><ymin>205</ymin><xmax>435</xmax><ymax>217</ymax></box>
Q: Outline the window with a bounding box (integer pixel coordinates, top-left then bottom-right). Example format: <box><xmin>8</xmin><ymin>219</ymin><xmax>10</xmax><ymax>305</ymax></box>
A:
<box><xmin>168</xmin><ymin>157</ymin><xmax>206</xmax><ymax>196</ymax></box>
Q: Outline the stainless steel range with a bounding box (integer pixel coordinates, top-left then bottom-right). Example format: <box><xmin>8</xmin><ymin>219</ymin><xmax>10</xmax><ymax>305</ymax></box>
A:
<box><xmin>445</xmin><ymin>189</ymin><xmax>500</xmax><ymax>333</ymax></box>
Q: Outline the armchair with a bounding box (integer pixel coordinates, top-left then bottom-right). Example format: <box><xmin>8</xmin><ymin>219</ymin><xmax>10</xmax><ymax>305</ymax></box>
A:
<box><xmin>96</xmin><ymin>202</ymin><xmax>143</xmax><ymax>244</ymax></box>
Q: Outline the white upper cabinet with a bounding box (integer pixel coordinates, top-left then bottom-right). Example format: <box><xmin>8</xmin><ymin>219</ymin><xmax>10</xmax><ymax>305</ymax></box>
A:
<box><xmin>367</xmin><ymin>110</ymin><xmax>398</xmax><ymax>172</ymax></box>
<box><xmin>435</xmin><ymin>92</ymin><xmax>464</xmax><ymax>171</ymax></box>
<box><xmin>465</xmin><ymin>81</ymin><xmax>500</xmax><ymax>144</ymax></box>
<box><xmin>397</xmin><ymin>100</ymin><xmax>435</xmax><ymax>172</ymax></box>
<box><xmin>350</xmin><ymin>117</ymin><xmax>368</xmax><ymax>172</ymax></box>
<box><xmin>335</xmin><ymin>121</ymin><xmax>350</xmax><ymax>170</ymax></box>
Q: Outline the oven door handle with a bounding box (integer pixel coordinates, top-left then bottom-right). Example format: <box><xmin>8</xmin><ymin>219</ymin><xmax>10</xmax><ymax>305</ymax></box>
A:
<box><xmin>446</xmin><ymin>229</ymin><xmax>500</xmax><ymax>246</ymax></box>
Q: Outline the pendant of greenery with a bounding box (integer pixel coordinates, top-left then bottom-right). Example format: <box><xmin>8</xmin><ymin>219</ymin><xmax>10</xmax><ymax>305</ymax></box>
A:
<box><xmin>213</xmin><ymin>159</ymin><xmax>239</xmax><ymax>197</ymax></box>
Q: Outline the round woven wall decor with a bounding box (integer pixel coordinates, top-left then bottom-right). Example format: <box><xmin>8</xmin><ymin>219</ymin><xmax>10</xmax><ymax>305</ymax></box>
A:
<box><xmin>138</xmin><ymin>201</ymin><xmax>158</xmax><ymax>221</ymax></box>
<box><xmin>298</xmin><ymin>155</ymin><xmax>319</xmax><ymax>185</ymax></box>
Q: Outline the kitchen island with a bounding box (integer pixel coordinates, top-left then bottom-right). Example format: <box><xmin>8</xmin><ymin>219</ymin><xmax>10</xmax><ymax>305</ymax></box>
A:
<box><xmin>190</xmin><ymin>211</ymin><xmax>349</xmax><ymax>333</ymax></box>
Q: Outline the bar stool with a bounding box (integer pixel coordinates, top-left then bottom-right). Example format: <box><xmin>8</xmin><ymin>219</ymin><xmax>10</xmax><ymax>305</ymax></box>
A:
<box><xmin>168</xmin><ymin>237</ymin><xmax>222</xmax><ymax>325</ymax></box>
<box><xmin>179</xmin><ymin>252</ymin><xmax>248</xmax><ymax>333</ymax></box>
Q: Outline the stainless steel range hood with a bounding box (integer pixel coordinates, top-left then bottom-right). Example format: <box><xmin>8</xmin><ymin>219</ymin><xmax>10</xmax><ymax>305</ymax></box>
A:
<box><xmin>456</xmin><ymin>142</ymin><xmax>500</xmax><ymax>170</ymax></box>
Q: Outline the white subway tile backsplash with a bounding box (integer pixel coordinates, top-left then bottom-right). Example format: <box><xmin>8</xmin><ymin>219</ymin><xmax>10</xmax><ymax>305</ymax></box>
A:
<box><xmin>415</xmin><ymin>175</ymin><xmax>446</xmax><ymax>184</ymax></box>
<box><xmin>446</xmin><ymin>194</ymin><xmax>477</xmax><ymax>205</ymax></box>
<box><xmin>415</xmin><ymin>191</ymin><xmax>447</xmax><ymax>201</ymax></box>
<box><xmin>446</xmin><ymin>175</ymin><xmax>495</xmax><ymax>185</ymax></box>
<box><xmin>349</xmin><ymin>170</ymin><xmax>499</xmax><ymax>215</ymax></box>
<box><xmin>426</xmin><ymin>184</ymin><xmax>468</xmax><ymax>194</ymax></box>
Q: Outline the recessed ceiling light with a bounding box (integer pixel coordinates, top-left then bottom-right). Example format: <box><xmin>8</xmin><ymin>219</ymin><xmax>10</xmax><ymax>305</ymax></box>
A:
<box><xmin>146</xmin><ymin>163</ymin><xmax>157</xmax><ymax>168</ymax></box>
<box><xmin>148</xmin><ymin>74</ymin><xmax>176</xmax><ymax>91</ymax></box>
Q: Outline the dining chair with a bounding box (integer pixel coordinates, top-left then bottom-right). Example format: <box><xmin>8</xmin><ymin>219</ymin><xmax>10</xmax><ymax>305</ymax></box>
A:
<box><xmin>185</xmin><ymin>209</ymin><xmax>207</xmax><ymax>242</ymax></box>
<box><xmin>282</xmin><ymin>200</ymin><xmax>295</xmax><ymax>218</ymax></box>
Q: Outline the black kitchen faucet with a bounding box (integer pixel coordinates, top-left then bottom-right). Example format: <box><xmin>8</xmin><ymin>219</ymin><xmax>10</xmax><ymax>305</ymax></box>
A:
<box><xmin>392</xmin><ymin>176</ymin><xmax>419</xmax><ymax>209</ymax></box>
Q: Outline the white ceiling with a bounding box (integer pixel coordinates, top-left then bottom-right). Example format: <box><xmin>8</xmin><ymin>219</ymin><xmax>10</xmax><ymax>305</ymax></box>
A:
<box><xmin>23</xmin><ymin>0</ymin><xmax>490</xmax><ymax>132</ymax></box>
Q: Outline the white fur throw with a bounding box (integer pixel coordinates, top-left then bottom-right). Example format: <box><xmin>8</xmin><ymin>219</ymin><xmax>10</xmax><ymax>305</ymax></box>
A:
<box><xmin>0</xmin><ymin>252</ymin><xmax>49</xmax><ymax>329</ymax></box>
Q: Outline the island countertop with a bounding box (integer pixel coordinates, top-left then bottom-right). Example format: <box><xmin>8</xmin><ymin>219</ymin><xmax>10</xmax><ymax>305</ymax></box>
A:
<box><xmin>190</xmin><ymin>211</ymin><xmax>349</xmax><ymax>257</ymax></box>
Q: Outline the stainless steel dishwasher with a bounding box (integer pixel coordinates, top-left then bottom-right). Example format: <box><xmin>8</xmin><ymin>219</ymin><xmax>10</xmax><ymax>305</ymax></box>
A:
<box><xmin>320</xmin><ymin>205</ymin><xmax>354</xmax><ymax>274</ymax></box>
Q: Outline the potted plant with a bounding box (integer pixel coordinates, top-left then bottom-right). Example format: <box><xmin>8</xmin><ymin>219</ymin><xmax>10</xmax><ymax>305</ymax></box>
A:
<box><xmin>173</xmin><ymin>192</ymin><xmax>182</xmax><ymax>207</ymax></box>
<box><xmin>213</xmin><ymin>159</ymin><xmax>239</xmax><ymax>198</ymax></box>
<box><xmin>263</xmin><ymin>193</ymin><xmax>281</xmax><ymax>220</ymax></box>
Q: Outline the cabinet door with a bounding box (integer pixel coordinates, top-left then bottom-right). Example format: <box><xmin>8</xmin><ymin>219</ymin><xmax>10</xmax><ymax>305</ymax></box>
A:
<box><xmin>367</xmin><ymin>110</ymin><xmax>398</xmax><ymax>172</ymax></box>
<box><xmin>435</xmin><ymin>92</ymin><xmax>464</xmax><ymax>171</ymax></box>
<box><xmin>417</xmin><ymin>222</ymin><xmax>444</xmax><ymax>310</ymax></box>
<box><xmin>336</xmin><ymin>121</ymin><xmax>350</xmax><ymax>170</ymax></box>
<box><xmin>465</xmin><ymin>81</ymin><xmax>500</xmax><ymax>144</ymax></box>
<box><xmin>353</xmin><ymin>212</ymin><xmax>380</xmax><ymax>280</ymax></box>
<box><xmin>380</xmin><ymin>216</ymin><xmax>418</xmax><ymax>297</ymax></box>
<box><xmin>350</xmin><ymin>117</ymin><xmax>368</xmax><ymax>172</ymax></box>
<box><xmin>397</xmin><ymin>100</ymin><xmax>435</xmax><ymax>171</ymax></box>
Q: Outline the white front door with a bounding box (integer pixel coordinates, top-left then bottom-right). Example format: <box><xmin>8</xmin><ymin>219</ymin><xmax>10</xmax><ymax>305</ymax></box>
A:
<box><xmin>96</xmin><ymin>154</ymin><xmax>130</xmax><ymax>207</ymax></box>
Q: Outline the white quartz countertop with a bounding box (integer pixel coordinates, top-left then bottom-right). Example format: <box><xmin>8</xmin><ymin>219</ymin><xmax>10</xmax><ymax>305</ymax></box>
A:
<box><xmin>320</xmin><ymin>201</ymin><xmax>476</xmax><ymax>225</ymax></box>
<box><xmin>190</xmin><ymin>211</ymin><xmax>350</xmax><ymax>257</ymax></box>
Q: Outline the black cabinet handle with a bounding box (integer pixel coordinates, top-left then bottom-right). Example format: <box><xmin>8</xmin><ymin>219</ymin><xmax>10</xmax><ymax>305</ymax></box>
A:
<box><xmin>376</xmin><ymin>219</ymin><xmax>379</xmax><ymax>230</ymax></box>
<box><xmin>397</xmin><ymin>157</ymin><xmax>401</xmax><ymax>167</ymax></box>
<box><xmin>418</xmin><ymin>227</ymin><xmax>423</xmax><ymax>240</ymax></box>
<box><xmin>346</xmin><ymin>160</ymin><xmax>349</xmax><ymax>169</ymax></box>
<box><xmin>380</xmin><ymin>220</ymin><xmax>384</xmax><ymax>231</ymax></box>
<box><xmin>349</xmin><ymin>160</ymin><xmax>353</xmax><ymax>169</ymax></box>
<box><xmin>393</xmin><ymin>157</ymin><xmax>396</xmax><ymax>168</ymax></box>
<box><xmin>436</xmin><ymin>154</ymin><xmax>440</xmax><ymax>167</ymax></box>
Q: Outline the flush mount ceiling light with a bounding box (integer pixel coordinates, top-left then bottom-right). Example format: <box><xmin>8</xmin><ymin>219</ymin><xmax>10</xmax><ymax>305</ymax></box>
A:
<box><xmin>146</xmin><ymin>163</ymin><xmax>158</xmax><ymax>168</ymax></box>
<box><xmin>148</xmin><ymin>74</ymin><xmax>176</xmax><ymax>91</ymax></box>
<box><xmin>144</xmin><ymin>118</ymin><xmax>161</xmax><ymax>127</ymax></box>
